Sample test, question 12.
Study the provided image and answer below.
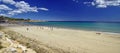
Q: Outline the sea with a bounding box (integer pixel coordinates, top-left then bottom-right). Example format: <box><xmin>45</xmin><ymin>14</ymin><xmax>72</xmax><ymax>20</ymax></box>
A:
<box><xmin>25</xmin><ymin>21</ymin><xmax>120</xmax><ymax>33</ymax></box>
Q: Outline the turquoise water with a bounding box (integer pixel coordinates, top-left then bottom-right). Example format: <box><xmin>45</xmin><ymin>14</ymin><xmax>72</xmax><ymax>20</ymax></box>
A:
<box><xmin>25</xmin><ymin>21</ymin><xmax>120</xmax><ymax>33</ymax></box>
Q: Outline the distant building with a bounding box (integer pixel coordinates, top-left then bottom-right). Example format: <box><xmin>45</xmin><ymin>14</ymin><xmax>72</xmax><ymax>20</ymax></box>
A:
<box><xmin>0</xmin><ymin>20</ymin><xmax>8</xmax><ymax>23</ymax></box>
<box><xmin>0</xmin><ymin>17</ymin><xmax>8</xmax><ymax>23</ymax></box>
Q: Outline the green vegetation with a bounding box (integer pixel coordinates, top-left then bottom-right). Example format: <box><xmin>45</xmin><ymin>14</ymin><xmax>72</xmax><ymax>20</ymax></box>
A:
<box><xmin>0</xmin><ymin>26</ymin><xmax>4</xmax><ymax>30</ymax></box>
<box><xmin>0</xmin><ymin>42</ymin><xmax>3</xmax><ymax>49</ymax></box>
<box><xmin>0</xmin><ymin>16</ymin><xmax>31</xmax><ymax>22</ymax></box>
<box><xmin>2</xmin><ymin>30</ymin><xmax>69</xmax><ymax>53</ymax></box>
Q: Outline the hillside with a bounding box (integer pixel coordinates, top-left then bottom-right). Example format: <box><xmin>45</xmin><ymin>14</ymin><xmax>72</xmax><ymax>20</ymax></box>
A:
<box><xmin>0</xmin><ymin>16</ymin><xmax>30</xmax><ymax>22</ymax></box>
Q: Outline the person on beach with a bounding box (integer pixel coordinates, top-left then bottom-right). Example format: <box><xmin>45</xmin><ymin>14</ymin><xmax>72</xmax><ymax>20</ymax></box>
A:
<box><xmin>50</xmin><ymin>27</ymin><xmax>53</xmax><ymax>31</ymax></box>
<box><xmin>96</xmin><ymin>32</ymin><xmax>101</xmax><ymax>35</ymax></box>
<box><xmin>26</xmin><ymin>28</ymin><xmax>29</xmax><ymax>31</ymax></box>
<box><xmin>42</xmin><ymin>26</ymin><xmax>44</xmax><ymax>30</ymax></box>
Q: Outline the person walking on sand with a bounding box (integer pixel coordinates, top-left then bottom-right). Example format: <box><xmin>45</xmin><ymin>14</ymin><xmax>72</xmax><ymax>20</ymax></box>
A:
<box><xmin>26</xmin><ymin>28</ymin><xmax>29</xmax><ymax>31</ymax></box>
<box><xmin>96</xmin><ymin>32</ymin><xmax>101</xmax><ymax>35</ymax></box>
<box><xmin>50</xmin><ymin>26</ymin><xmax>53</xmax><ymax>31</ymax></box>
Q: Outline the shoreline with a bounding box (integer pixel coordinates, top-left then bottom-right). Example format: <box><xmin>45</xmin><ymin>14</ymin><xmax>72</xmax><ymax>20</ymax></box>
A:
<box><xmin>23</xmin><ymin>22</ymin><xmax>120</xmax><ymax>35</ymax></box>
<box><xmin>1</xmin><ymin>23</ymin><xmax>120</xmax><ymax>40</ymax></box>
<box><xmin>19</xmin><ymin>23</ymin><xmax>120</xmax><ymax>35</ymax></box>
<box><xmin>1</xmin><ymin>23</ymin><xmax>120</xmax><ymax>41</ymax></box>
<box><xmin>0</xmin><ymin>23</ymin><xmax>120</xmax><ymax>53</ymax></box>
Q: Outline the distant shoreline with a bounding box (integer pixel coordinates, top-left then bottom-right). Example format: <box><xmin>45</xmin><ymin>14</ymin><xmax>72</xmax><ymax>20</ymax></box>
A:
<box><xmin>1</xmin><ymin>22</ymin><xmax>120</xmax><ymax>35</ymax></box>
<box><xmin>24</xmin><ymin>21</ymin><xmax>120</xmax><ymax>34</ymax></box>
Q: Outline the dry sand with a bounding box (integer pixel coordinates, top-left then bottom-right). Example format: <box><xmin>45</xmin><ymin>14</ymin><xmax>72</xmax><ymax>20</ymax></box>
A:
<box><xmin>1</xmin><ymin>24</ymin><xmax>120</xmax><ymax>53</ymax></box>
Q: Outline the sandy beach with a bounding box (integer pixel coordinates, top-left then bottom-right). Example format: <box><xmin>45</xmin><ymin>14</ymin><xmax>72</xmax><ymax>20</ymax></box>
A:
<box><xmin>1</xmin><ymin>24</ymin><xmax>120</xmax><ymax>53</ymax></box>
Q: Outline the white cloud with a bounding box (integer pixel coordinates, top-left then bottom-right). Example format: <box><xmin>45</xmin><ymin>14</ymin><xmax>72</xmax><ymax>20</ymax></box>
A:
<box><xmin>8</xmin><ymin>10</ymin><xmax>22</xmax><ymax>15</ymax></box>
<box><xmin>0</xmin><ymin>4</ymin><xmax>12</xmax><ymax>10</ymax></box>
<box><xmin>15</xmin><ymin>1</ymin><xmax>39</xmax><ymax>12</ymax></box>
<box><xmin>85</xmin><ymin>0</ymin><xmax>120</xmax><ymax>8</ymax></box>
<box><xmin>8</xmin><ymin>1</ymin><xmax>40</xmax><ymax>15</ymax></box>
<box><xmin>2</xmin><ymin>0</ymin><xmax>16</xmax><ymax>4</ymax></box>
<box><xmin>0</xmin><ymin>0</ymin><xmax>48</xmax><ymax>16</ymax></box>
<box><xmin>39</xmin><ymin>8</ymin><xmax>49</xmax><ymax>11</ymax></box>
<box><xmin>0</xmin><ymin>14</ymin><xmax>7</xmax><ymax>16</ymax></box>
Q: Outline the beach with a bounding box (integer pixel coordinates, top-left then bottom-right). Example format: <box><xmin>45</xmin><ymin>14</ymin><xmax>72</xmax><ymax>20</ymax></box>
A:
<box><xmin>1</xmin><ymin>23</ymin><xmax>120</xmax><ymax>53</ymax></box>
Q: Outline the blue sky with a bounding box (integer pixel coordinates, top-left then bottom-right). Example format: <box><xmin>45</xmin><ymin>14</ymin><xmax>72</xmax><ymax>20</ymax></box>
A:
<box><xmin>0</xmin><ymin>0</ymin><xmax>120</xmax><ymax>21</ymax></box>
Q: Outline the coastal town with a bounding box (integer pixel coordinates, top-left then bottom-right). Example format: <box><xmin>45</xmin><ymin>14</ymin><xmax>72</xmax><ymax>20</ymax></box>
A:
<box><xmin>0</xmin><ymin>16</ymin><xmax>45</xmax><ymax>23</ymax></box>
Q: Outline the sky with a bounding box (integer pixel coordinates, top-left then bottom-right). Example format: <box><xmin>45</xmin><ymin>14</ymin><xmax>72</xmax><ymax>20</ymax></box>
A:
<box><xmin>0</xmin><ymin>0</ymin><xmax>120</xmax><ymax>21</ymax></box>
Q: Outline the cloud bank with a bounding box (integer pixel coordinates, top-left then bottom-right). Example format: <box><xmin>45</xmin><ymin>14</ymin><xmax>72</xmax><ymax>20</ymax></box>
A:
<box><xmin>85</xmin><ymin>0</ymin><xmax>120</xmax><ymax>8</ymax></box>
<box><xmin>0</xmin><ymin>0</ymin><xmax>48</xmax><ymax>16</ymax></box>
<box><xmin>0</xmin><ymin>5</ymin><xmax>12</xmax><ymax>10</ymax></box>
